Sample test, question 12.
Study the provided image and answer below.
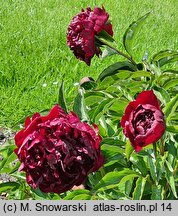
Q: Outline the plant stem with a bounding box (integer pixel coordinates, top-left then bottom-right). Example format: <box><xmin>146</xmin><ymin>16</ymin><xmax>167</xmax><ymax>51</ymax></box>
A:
<box><xmin>160</xmin><ymin>138</ymin><xmax>164</xmax><ymax>156</ymax></box>
<box><xmin>173</xmin><ymin>163</ymin><xmax>178</xmax><ymax>177</ymax></box>
<box><xmin>97</xmin><ymin>37</ymin><xmax>138</xmax><ymax>68</ymax></box>
<box><xmin>153</xmin><ymin>142</ymin><xmax>157</xmax><ymax>159</ymax></box>
<box><xmin>107</xmin><ymin>43</ymin><xmax>137</xmax><ymax>67</ymax></box>
<box><xmin>163</xmin><ymin>182</ymin><xmax>169</xmax><ymax>199</ymax></box>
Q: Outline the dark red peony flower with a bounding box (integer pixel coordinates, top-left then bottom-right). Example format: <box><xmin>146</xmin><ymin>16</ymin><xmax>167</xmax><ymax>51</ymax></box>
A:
<box><xmin>67</xmin><ymin>6</ymin><xmax>113</xmax><ymax>65</ymax></box>
<box><xmin>121</xmin><ymin>90</ymin><xmax>166</xmax><ymax>152</ymax></box>
<box><xmin>14</xmin><ymin>105</ymin><xmax>104</xmax><ymax>194</ymax></box>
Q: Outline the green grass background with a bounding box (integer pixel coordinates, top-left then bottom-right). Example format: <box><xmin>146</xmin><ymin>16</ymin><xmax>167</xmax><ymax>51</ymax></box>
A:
<box><xmin>0</xmin><ymin>0</ymin><xmax>178</xmax><ymax>128</ymax></box>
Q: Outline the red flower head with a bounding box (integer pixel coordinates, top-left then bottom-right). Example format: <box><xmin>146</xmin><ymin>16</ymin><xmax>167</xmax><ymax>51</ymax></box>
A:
<box><xmin>67</xmin><ymin>6</ymin><xmax>113</xmax><ymax>65</ymax></box>
<box><xmin>121</xmin><ymin>90</ymin><xmax>166</xmax><ymax>152</ymax></box>
<box><xmin>14</xmin><ymin>105</ymin><xmax>104</xmax><ymax>194</ymax></box>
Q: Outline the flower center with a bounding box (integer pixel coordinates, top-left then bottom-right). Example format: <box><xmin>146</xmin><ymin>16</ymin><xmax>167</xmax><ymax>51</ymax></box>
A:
<box><xmin>133</xmin><ymin>106</ymin><xmax>155</xmax><ymax>135</ymax></box>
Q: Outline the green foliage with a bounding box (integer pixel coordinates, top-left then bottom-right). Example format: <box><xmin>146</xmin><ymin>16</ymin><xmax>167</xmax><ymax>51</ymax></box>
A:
<box><xmin>58</xmin><ymin>80</ymin><xmax>68</xmax><ymax>113</ymax></box>
<box><xmin>63</xmin><ymin>190</ymin><xmax>91</xmax><ymax>200</ymax></box>
<box><xmin>0</xmin><ymin>143</ymin><xmax>19</xmax><ymax>174</ymax></box>
<box><xmin>97</xmin><ymin>61</ymin><xmax>136</xmax><ymax>81</ymax></box>
<box><xmin>123</xmin><ymin>12</ymin><xmax>151</xmax><ymax>57</ymax></box>
<box><xmin>73</xmin><ymin>88</ymin><xmax>89</xmax><ymax>122</ymax></box>
<box><xmin>0</xmin><ymin>182</ymin><xmax>20</xmax><ymax>194</ymax></box>
<box><xmin>132</xmin><ymin>176</ymin><xmax>147</xmax><ymax>199</ymax></box>
<box><xmin>151</xmin><ymin>50</ymin><xmax>178</xmax><ymax>67</ymax></box>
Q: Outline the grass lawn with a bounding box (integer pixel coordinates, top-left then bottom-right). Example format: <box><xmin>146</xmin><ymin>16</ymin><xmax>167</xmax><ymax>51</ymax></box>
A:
<box><xmin>0</xmin><ymin>0</ymin><xmax>178</xmax><ymax>128</ymax></box>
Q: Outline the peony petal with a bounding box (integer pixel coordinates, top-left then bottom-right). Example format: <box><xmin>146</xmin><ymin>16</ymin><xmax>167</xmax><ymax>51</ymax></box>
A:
<box><xmin>135</xmin><ymin>90</ymin><xmax>161</xmax><ymax>109</ymax></box>
<box><xmin>120</xmin><ymin>100</ymin><xmax>138</xmax><ymax>127</ymax></box>
<box><xmin>124</xmin><ymin>122</ymin><xmax>135</xmax><ymax>147</ymax></box>
<box><xmin>103</xmin><ymin>23</ymin><xmax>113</xmax><ymax>36</ymax></box>
<box><xmin>41</xmin><ymin>104</ymin><xmax>65</xmax><ymax>122</ymax></box>
<box><xmin>32</xmin><ymin>113</ymin><xmax>41</xmax><ymax>121</ymax></box>
<box><xmin>134</xmin><ymin>143</ymin><xmax>143</xmax><ymax>153</ymax></box>
<box><xmin>25</xmin><ymin>117</ymin><xmax>31</xmax><ymax>128</ymax></box>
<box><xmin>145</xmin><ymin>120</ymin><xmax>165</xmax><ymax>145</ymax></box>
<box><xmin>14</xmin><ymin>130</ymin><xmax>25</xmax><ymax>147</ymax></box>
<box><xmin>90</xmin><ymin>7</ymin><xmax>109</xmax><ymax>34</ymax></box>
<box><xmin>18</xmin><ymin>163</ymin><xmax>25</xmax><ymax>171</ymax></box>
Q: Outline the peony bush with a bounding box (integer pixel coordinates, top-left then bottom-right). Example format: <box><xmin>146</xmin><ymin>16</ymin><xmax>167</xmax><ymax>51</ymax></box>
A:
<box><xmin>0</xmin><ymin>6</ymin><xmax>177</xmax><ymax>200</ymax></box>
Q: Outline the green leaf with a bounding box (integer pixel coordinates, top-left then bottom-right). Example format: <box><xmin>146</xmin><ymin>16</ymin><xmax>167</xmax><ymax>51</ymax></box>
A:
<box><xmin>96</xmin><ymin>30</ymin><xmax>115</xmax><ymax>43</ymax></box>
<box><xmin>151</xmin><ymin>185</ymin><xmax>163</xmax><ymax>200</ymax></box>
<box><xmin>166</xmin><ymin>125</ymin><xmax>178</xmax><ymax>133</ymax></box>
<box><xmin>97</xmin><ymin>61</ymin><xmax>136</xmax><ymax>82</ymax></box>
<box><xmin>0</xmin><ymin>153</ymin><xmax>17</xmax><ymax>174</ymax></box>
<box><xmin>125</xmin><ymin>178</ymin><xmax>134</xmax><ymax>197</ymax></box>
<box><xmin>58</xmin><ymin>80</ymin><xmax>68</xmax><ymax>113</ymax></box>
<box><xmin>72</xmin><ymin>194</ymin><xmax>91</xmax><ymax>200</ymax></box>
<box><xmin>153</xmin><ymin>85</ymin><xmax>170</xmax><ymax>104</ymax></box>
<box><xmin>80</xmin><ymin>81</ymin><xmax>97</xmax><ymax>90</ymax></box>
<box><xmin>155</xmin><ymin>157</ymin><xmax>165</xmax><ymax>182</ymax></box>
<box><xmin>0</xmin><ymin>182</ymin><xmax>20</xmax><ymax>193</ymax></box>
<box><xmin>31</xmin><ymin>188</ymin><xmax>49</xmax><ymax>200</ymax></box>
<box><xmin>165</xmin><ymin>167</ymin><xmax>177</xmax><ymax>198</ymax></box>
<box><xmin>163</xmin><ymin>94</ymin><xmax>178</xmax><ymax>119</ymax></box>
<box><xmin>50</xmin><ymin>193</ymin><xmax>62</xmax><ymax>200</ymax></box>
<box><xmin>101</xmin><ymin>46</ymin><xmax>118</xmax><ymax>59</ymax></box>
<box><xmin>80</xmin><ymin>77</ymin><xmax>97</xmax><ymax>90</ymax></box>
<box><xmin>63</xmin><ymin>189</ymin><xmax>90</xmax><ymax>200</ymax></box>
<box><xmin>90</xmin><ymin>98</ymin><xmax>114</xmax><ymax>122</ymax></box>
<box><xmin>163</xmin><ymin>78</ymin><xmax>178</xmax><ymax>90</ymax></box>
<box><xmin>130</xmin><ymin>154</ymin><xmax>148</xmax><ymax>177</ymax></box>
<box><xmin>88</xmin><ymin>172</ymin><xmax>102</xmax><ymax>188</ymax></box>
<box><xmin>101</xmin><ymin>144</ymin><xmax>125</xmax><ymax>154</ymax></box>
<box><xmin>98</xmin><ymin>115</ymin><xmax>115</xmax><ymax>137</ymax></box>
<box><xmin>163</xmin><ymin>70</ymin><xmax>178</xmax><ymax>75</ymax></box>
<box><xmin>167</xmin><ymin>141</ymin><xmax>177</xmax><ymax>167</ymax></box>
<box><xmin>0</xmin><ymin>145</ymin><xmax>18</xmax><ymax>174</ymax></box>
<box><xmin>165</xmin><ymin>160</ymin><xmax>174</xmax><ymax>172</ymax></box>
<box><xmin>73</xmin><ymin>88</ymin><xmax>89</xmax><ymax>122</ymax></box>
<box><xmin>109</xmin><ymin>98</ymin><xmax>128</xmax><ymax>113</ymax></box>
<box><xmin>130</xmin><ymin>71</ymin><xmax>152</xmax><ymax>79</ymax></box>
<box><xmin>123</xmin><ymin>12</ymin><xmax>151</xmax><ymax>56</ymax></box>
<box><xmin>111</xmin><ymin>70</ymin><xmax>132</xmax><ymax>80</ymax></box>
<box><xmin>101</xmin><ymin>137</ymin><xmax>126</xmax><ymax>147</ymax></box>
<box><xmin>98</xmin><ymin>115</ymin><xmax>109</xmax><ymax>136</ymax></box>
<box><xmin>158</xmin><ymin>54</ymin><xmax>178</xmax><ymax>67</ymax></box>
<box><xmin>151</xmin><ymin>50</ymin><xmax>178</xmax><ymax>62</ymax></box>
<box><xmin>125</xmin><ymin>140</ymin><xmax>134</xmax><ymax>160</ymax></box>
<box><xmin>132</xmin><ymin>176</ymin><xmax>147</xmax><ymax>200</ymax></box>
<box><xmin>147</xmin><ymin>155</ymin><xmax>157</xmax><ymax>183</ymax></box>
<box><xmin>84</xmin><ymin>91</ymin><xmax>105</xmax><ymax>107</ymax></box>
<box><xmin>116</xmin><ymin>85</ymin><xmax>134</xmax><ymax>101</ymax></box>
<box><xmin>92</xmin><ymin>169</ymin><xmax>140</xmax><ymax>192</ymax></box>
<box><xmin>11</xmin><ymin>172</ymin><xmax>26</xmax><ymax>181</ymax></box>
<box><xmin>101</xmin><ymin>144</ymin><xmax>125</xmax><ymax>166</ymax></box>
